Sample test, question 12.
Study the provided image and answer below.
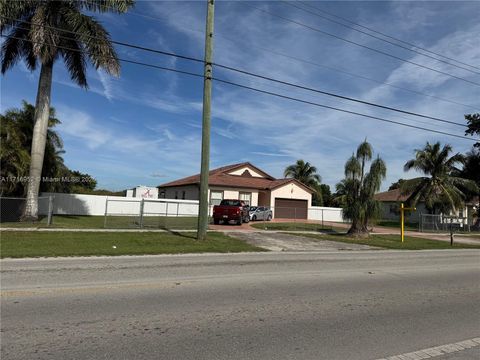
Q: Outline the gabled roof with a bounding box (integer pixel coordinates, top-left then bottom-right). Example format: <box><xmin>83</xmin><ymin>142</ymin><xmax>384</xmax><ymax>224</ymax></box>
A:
<box><xmin>374</xmin><ymin>188</ymin><xmax>409</xmax><ymax>202</ymax></box>
<box><xmin>374</xmin><ymin>189</ymin><xmax>479</xmax><ymax>206</ymax></box>
<box><xmin>158</xmin><ymin>162</ymin><xmax>314</xmax><ymax>193</ymax></box>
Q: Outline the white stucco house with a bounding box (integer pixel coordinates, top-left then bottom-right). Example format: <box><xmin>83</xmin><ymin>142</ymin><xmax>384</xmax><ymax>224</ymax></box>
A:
<box><xmin>157</xmin><ymin>162</ymin><xmax>314</xmax><ymax>219</ymax></box>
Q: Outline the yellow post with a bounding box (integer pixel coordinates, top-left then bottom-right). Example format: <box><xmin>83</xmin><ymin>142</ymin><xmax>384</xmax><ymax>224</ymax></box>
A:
<box><xmin>401</xmin><ymin>203</ymin><xmax>404</xmax><ymax>243</ymax></box>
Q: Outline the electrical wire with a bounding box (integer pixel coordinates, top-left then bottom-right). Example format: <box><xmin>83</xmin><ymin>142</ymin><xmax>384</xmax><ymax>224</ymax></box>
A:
<box><xmin>3</xmin><ymin>18</ymin><xmax>469</xmax><ymax>128</ymax></box>
<box><xmin>215</xmin><ymin>33</ymin><xmax>479</xmax><ymax>112</ymax></box>
<box><xmin>283</xmin><ymin>1</ymin><xmax>480</xmax><ymax>74</ymax></box>
<box><xmin>296</xmin><ymin>0</ymin><xmax>480</xmax><ymax>72</ymax></box>
<box><xmin>2</xmin><ymin>33</ymin><xmax>478</xmax><ymax>143</ymax></box>
<box><xmin>81</xmin><ymin>0</ymin><xmax>480</xmax><ymax>109</ymax></box>
<box><xmin>244</xmin><ymin>4</ymin><xmax>480</xmax><ymax>87</ymax></box>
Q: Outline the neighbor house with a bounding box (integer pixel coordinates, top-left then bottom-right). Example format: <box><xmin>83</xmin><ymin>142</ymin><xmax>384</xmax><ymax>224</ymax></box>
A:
<box><xmin>374</xmin><ymin>188</ymin><xmax>478</xmax><ymax>227</ymax></box>
<box><xmin>157</xmin><ymin>162</ymin><xmax>314</xmax><ymax>219</ymax></box>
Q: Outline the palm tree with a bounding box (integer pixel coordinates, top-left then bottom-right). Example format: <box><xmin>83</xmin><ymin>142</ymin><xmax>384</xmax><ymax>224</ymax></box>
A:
<box><xmin>1</xmin><ymin>101</ymin><xmax>69</xmax><ymax>196</ymax></box>
<box><xmin>402</xmin><ymin>142</ymin><xmax>478</xmax><ymax>213</ymax></box>
<box><xmin>284</xmin><ymin>160</ymin><xmax>323</xmax><ymax>205</ymax></box>
<box><xmin>336</xmin><ymin>141</ymin><xmax>386</xmax><ymax>236</ymax></box>
<box><xmin>1</xmin><ymin>0</ymin><xmax>134</xmax><ymax>220</ymax></box>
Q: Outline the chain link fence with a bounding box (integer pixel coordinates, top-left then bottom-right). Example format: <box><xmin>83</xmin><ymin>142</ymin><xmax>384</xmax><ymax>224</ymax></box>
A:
<box><xmin>104</xmin><ymin>198</ymin><xmax>211</xmax><ymax>230</ymax></box>
<box><xmin>250</xmin><ymin>206</ymin><xmax>348</xmax><ymax>232</ymax></box>
<box><xmin>0</xmin><ymin>196</ymin><xmax>54</xmax><ymax>225</ymax></box>
<box><xmin>419</xmin><ymin>213</ymin><xmax>473</xmax><ymax>233</ymax></box>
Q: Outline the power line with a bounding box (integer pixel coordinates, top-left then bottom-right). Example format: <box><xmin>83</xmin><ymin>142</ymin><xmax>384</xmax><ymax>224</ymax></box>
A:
<box><xmin>0</xmin><ymin>33</ymin><xmax>204</xmax><ymax>79</ymax></box>
<box><xmin>83</xmin><ymin>0</ymin><xmax>479</xmax><ymax>110</ymax></box>
<box><xmin>296</xmin><ymin>0</ymin><xmax>480</xmax><ymax>72</ymax></box>
<box><xmin>283</xmin><ymin>1</ymin><xmax>480</xmax><ymax>75</ymax></box>
<box><xmin>212</xmin><ymin>78</ymin><xmax>478</xmax><ymax>142</ymax></box>
<box><xmin>4</xmin><ymin>19</ymin><xmax>469</xmax><ymax>128</ymax></box>
<box><xmin>215</xmin><ymin>33</ymin><xmax>479</xmax><ymax>112</ymax></box>
<box><xmin>2</xmin><ymin>34</ymin><xmax>477</xmax><ymax>143</ymax></box>
<box><xmin>214</xmin><ymin>63</ymin><xmax>466</xmax><ymax>128</ymax></box>
<box><xmin>245</xmin><ymin>4</ymin><xmax>480</xmax><ymax>87</ymax></box>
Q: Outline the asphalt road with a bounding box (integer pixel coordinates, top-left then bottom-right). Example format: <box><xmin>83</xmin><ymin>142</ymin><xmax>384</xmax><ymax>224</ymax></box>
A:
<box><xmin>1</xmin><ymin>250</ymin><xmax>479</xmax><ymax>360</ymax></box>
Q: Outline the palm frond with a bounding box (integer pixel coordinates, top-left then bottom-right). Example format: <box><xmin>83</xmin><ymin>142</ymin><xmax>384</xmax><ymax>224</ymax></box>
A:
<box><xmin>76</xmin><ymin>0</ymin><xmax>134</xmax><ymax>14</ymax></box>
<box><xmin>62</xmin><ymin>10</ymin><xmax>120</xmax><ymax>75</ymax></box>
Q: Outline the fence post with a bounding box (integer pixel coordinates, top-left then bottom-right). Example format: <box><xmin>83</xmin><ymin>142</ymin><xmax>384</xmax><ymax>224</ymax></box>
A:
<box><xmin>322</xmin><ymin>209</ymin><xmax>324</xmax><ymax>229</ymax></box>
<box><xmin>103</xmin><ymin>197</ymin><xmax>109</xmax><ymax>228</ymax></box>
<box><xmin>47</xmin><ymin>195</ymin><xmax>54</xmax><ymax>226</ymax></box>
<box><xmin>139</xmin><ymin>198</ymin><xmax>145</xmax><ymax>229</ymax></box>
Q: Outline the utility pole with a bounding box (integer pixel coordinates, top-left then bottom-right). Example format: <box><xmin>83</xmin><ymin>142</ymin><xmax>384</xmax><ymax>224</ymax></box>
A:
<box><xmin>197</xmin><ymin>0</ymin><xmax>215</xmax><ymax>240</ymax></box>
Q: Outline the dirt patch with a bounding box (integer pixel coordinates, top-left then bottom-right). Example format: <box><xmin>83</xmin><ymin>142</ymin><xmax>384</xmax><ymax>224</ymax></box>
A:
<box><xmin>229</xmin><ymin>232</ymin><xmax>379</xmax><ymax>251</ymax></box>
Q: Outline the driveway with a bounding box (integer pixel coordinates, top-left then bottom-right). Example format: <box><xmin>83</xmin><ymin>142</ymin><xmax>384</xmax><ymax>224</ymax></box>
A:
<box><xmin>229</xmin><ymin>231</ymin><xmax>378</xmax><ymax>251</ymax></box>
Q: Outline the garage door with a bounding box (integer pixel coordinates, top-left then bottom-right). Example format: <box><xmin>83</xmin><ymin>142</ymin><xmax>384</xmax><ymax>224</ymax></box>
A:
<box><xmin>274</xmin><ymin>198</ymin><xmax>308</xmax><ymax>219</ymax></box>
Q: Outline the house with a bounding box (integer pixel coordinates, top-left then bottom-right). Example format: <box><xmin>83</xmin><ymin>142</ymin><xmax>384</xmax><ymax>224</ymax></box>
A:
<box><xmin>157</xmin><ymin>162</ymin><xmax>314</xmax><ymax>219</ymax></box>
<box><xmin>125</xmin><ymin>186</ymin><xmax>158</xmax><ymax>199</ymax></box>
<box><xmin>374</xmin><ymin>188</ymin><xmax>425</xmax><ymax>222</ymax></box>
<box><xmin>374</xmin><ymin>188</ymin><xmax>478</xmax><ymax>226</ymax></box>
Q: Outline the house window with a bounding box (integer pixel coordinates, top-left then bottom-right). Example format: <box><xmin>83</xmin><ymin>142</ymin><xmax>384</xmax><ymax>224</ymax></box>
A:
<box><xmin>182</xmin><ymin>191</ymin><xmax>186</xmax><ymax>200</ymax></box>
<box><xmin>210</xmin><ymin>191</ymin><xmax>224</xmax><ymax>206</ymax></box>
<box><xmin>239</xmin><ymin>192</ymin><xmax>252</xmax><ymax>205</ymax></box>
<box><xmin>174</xmin><ymin>191</ymin><xmax>178</xmax><ymax>199</ymax></box>
<box><xmin>159</xmin><ymin>190</ymin><xmax>166</xmax><ymax>199</ymax></box>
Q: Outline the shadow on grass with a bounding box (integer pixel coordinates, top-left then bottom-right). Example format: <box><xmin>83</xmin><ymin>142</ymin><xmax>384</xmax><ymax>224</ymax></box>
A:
<box><xmin>167</xmin><ymin>230</ymin><xmax>197</xmax><ymax>240</ymax></box>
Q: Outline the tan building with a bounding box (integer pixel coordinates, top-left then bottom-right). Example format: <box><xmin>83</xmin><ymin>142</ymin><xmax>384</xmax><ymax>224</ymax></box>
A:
<box><xmin>375</xmin><ymin>188</ymin><xmax>478</xmax><ymax>226</ymax></box>
<box><xmin>157</xmin><ymin>162</ymin><xmax>314</xmax><ymax>219</ymax></box>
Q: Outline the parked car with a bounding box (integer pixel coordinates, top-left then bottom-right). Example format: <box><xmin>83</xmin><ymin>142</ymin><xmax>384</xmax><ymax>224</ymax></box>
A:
<box><xmin>212</xmin><ymin>199</ymin><xmax>250</xmax><ymax>225</ymax></box>
<box><xmin>249</xmin><ymin>206</ymin><xmax>272</xmax><ymax>221</ymax></box>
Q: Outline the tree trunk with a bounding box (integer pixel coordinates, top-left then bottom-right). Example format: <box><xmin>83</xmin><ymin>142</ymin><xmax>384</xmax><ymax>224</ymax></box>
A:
<box><xmin>347</xmin><ymin>220</ymin><xmax>370</xmax><ymax>237</ymax></box>
<box><xmin>22</xmin><ymin>61</ymin><xmax>53</xmax><ymax>221</ymax></box>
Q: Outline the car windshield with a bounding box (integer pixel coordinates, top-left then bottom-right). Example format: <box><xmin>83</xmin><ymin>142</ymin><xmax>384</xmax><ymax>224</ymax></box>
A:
<box><xmin>220</xmin><ymin>200</ymin><xmax>242</xmax><ymax>206</ymax></box>
<box><xmin>249</xmin><ymin>207</ymin><xmax>258</xmax><ymax>211</ymax></box>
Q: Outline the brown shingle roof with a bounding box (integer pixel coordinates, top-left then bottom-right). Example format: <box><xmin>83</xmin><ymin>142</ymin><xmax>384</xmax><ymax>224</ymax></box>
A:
<box><xmin>158</xmin><ymin>162</ymin><xmax>314</xmax><ymax>193</ymax></box>
<box><xmin>374</xmin><ymin>188</ymin><xmax>409</xmax><ymax>202</ymax></box>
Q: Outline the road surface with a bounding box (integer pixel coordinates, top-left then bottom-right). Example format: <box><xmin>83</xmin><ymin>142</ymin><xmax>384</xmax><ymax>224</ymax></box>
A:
<box><xmin>1</xmin><ymin>250</ymin><xmax>479</xmax><ymax>359</ymax></box>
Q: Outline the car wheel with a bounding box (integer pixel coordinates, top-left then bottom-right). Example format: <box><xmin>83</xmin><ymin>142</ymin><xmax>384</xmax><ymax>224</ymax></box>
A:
<box><xmin>244</xmin><ymin>215</ymin><xmax>250</xmax><ymax>223</ymax></box>
<box><xmin>252</xmin><ymin>215</ymin><xmax>257</xmax><ymax>221</ymax></box>
<box><xmin>267</xmin><ymin>214</ymin><xmax>272</xmax><ymax>221</ymax></box>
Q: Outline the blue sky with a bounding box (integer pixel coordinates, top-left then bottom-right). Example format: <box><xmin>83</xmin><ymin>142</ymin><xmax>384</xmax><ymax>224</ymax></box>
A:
<box><xmin>2</xmin><ymin>1</ymin><xmax>479</xmax><ymax>192</ymax></box>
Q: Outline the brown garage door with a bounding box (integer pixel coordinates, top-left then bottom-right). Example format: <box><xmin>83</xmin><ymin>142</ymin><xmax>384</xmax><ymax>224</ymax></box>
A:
<box><xmin>274</xmin><ymin>198</ymin><xmax>308</xmax><ymax>219</ymax></box>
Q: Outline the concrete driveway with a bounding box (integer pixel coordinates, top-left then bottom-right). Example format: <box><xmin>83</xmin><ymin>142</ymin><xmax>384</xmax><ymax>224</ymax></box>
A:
<box><xmin>229</xmin><ymin>231</ymin><xmax>378</xmax><ymax>251</ymax></box>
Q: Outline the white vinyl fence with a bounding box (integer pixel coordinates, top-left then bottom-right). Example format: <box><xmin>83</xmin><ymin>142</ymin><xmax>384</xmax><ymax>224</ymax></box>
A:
<box><xmin>40</xmin><ymin>193</ymin><xmax>346</xmax><ymax>221</ymax></box>
<box><xmin>40</xmin><ymin>193</ymin><xmax>199</xmax><ymax>216</ymax></box>
<box><xmin>308</xmin><ymin>206</ymin><xmax>345</xmax><ymax>223</ymax></box>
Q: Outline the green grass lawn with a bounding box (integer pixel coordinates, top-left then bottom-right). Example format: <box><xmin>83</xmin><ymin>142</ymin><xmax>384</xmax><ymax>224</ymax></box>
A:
<box><xmin>0</xmin><ymin>215</ymin><xmax>203</xmax><ymax>230</ymax></box>
<box><xmin>374</xmin><ymin>220</ymin><xmax>419</xmax><ymax>231</ymax></box>
<box><xmin>293</xmin><ymin>233</ymin><xmax>480</xmax><ymax>250</ymax></box>
<box><xmin>0</xmin><ymin>231</ymin><xmax>265</xmax><ymax>258</ymax></box>
<box><xmin>250</xmin><ymin>222</ymin><xmax>346</xmax><ymax>232</ymax></box>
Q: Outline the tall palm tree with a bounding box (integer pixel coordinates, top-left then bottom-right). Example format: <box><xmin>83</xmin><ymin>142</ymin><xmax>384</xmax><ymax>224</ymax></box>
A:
<box><xmin>336</xmin><ymin>141</ymin><xmax>386</xmax><ymax>236</ymax></box>
<box><xmin>402</xmin><ymin>142</ymin><xmax>478</xmax><ymax>213</ymax></box>
<box><xmin>1</xmin><ymin>0</ymin><xmax>134</xmax><ymax>220</ymax></box>
<box><xmin>284</xmin><ymin>159</ymin><xmax>323</xmax><ymax>205</ymax></box>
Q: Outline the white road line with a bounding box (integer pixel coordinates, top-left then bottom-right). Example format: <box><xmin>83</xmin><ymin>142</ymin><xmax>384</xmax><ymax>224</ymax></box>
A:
<box><xmin>375</xmin><ymin>337</ymin><xmax>480</xmax><ymax>360</ymax></box>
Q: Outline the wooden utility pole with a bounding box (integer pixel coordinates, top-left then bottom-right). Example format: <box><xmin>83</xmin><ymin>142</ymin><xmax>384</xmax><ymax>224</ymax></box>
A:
<box><xmin>197</xmin><ymin>0</ymin><xmax>215</xmax><ymax>240</ymax></box>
